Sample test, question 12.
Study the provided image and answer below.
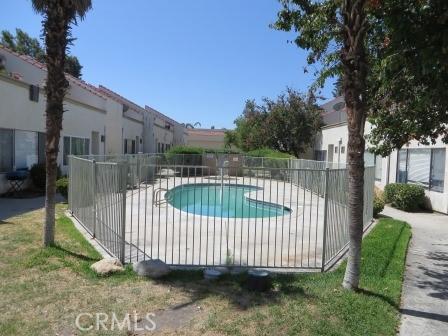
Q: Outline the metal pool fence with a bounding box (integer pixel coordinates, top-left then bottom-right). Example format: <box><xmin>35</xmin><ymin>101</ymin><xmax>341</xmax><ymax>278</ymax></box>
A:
<box><xmin>68</xmin><ymin>153</ymin><xmax>374</xmax><ymax>272</ymax></box>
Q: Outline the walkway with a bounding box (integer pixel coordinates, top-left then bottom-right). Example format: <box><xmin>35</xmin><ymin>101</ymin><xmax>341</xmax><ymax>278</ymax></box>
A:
<box><xmin>382</xmin><ymin>206</ymin><xmax>448</xmax><ymax>336</ymax></box>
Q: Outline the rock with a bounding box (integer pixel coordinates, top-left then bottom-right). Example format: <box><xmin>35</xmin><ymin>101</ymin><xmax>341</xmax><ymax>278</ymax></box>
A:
<box><xmin>133</xmin><ymin>259</ymin><xmax>171</xmax><ymax>278</ymax></box>
<box><xmin>91</xmin><ymin>258</ymin><xmax>124</xmax><ymax>275</ymax></box>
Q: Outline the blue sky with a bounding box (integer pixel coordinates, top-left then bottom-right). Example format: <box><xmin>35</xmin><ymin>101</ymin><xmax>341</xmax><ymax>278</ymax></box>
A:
<box><xmin>1</xmin><ymin>0</ymin><xmax>335</xmax><ymax>129</ymax></box>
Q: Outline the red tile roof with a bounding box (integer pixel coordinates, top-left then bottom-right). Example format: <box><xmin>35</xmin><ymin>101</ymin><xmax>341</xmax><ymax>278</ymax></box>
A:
<box><xmin>97</xmin><ymin>85</ymin><xmax>145</xmax><ymax>113</ymax></box>
<box><xmin>0</xmin><ymin>44</ymin><xmax>107</xmax><ymax>99</ymax></box>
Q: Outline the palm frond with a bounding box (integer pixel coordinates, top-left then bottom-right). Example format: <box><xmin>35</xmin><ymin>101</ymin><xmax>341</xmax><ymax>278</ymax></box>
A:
<box><xmin>31</xmin><ymin>0</ymin><xmax>92</xmax><ymax>20</ymax></box>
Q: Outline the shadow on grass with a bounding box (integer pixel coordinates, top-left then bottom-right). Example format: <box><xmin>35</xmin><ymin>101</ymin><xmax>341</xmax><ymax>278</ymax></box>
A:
<box><xmin>155</xmin><ymin>270</ymin><xmax>310</xmax><ymax>310</ymax></box>
<box><xmin>378</xmin><ymin>224</ymin><xmax>406</xmax><ymax>277</ymax></box>
<box><xmin>357</xmin><ymin>288</ymin><xmax>399</xmax><ymax>310</ymax></box>
<box><xmin>50</xmin><ymin>244</ymin><xmax>100</xmax><ymax>262</ymax></box>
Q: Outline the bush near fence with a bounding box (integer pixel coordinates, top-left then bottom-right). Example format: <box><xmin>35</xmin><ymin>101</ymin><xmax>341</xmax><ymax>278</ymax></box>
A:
<box><xmin>30</xmin><ymin>163</ymin><xmax>61</xmax><ymax>190</ymax></box>
<box><xmin>56</xmin><ymin>177</ymin><xmax>69</xmax><ymax>200</ymax></box>
<box><xmin>384</xmin><ymin>183</ymin><xmax>425</xmax><ymax>212</ymax></box>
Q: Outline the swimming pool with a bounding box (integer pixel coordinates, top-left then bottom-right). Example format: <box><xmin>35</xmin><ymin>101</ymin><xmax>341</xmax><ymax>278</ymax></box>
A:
<box><xmin>165</xmin><ymin>183</ymin><xmax>291</xmax><ymax>218</ymax></box>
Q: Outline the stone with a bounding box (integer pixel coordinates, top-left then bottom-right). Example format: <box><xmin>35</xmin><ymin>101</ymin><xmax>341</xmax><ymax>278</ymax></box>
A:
<box><xmin>91</xmin><ymin>258</ymin><xmax>124</xmax><ymax>275</ymax></box>
<box><xmin>133</xmin><ymin>259</ymin><xmax>170</xmax><ymax>278</ymax></box>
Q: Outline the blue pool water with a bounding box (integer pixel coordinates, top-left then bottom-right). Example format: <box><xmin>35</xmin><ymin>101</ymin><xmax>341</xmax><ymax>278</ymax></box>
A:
<box><xmin>165</xmin><ymin>183</ymin><xmax>290</xmax><ymax>218</ymax></box>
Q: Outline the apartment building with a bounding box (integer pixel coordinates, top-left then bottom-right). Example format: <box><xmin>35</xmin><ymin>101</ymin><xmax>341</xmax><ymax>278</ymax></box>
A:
<box><xmin>186</xmin><ymin>128</ymin><xmax>227</xmax><ymax>150</ymax></box>
<box><xmin>314</xmin><ymin>97</ymin><xmax>448</xmax><ymax>214</ymax></box>
<box><xmin>0</xmin><ymin>45</ymin><xmax>186</xmax><ymax>193</ymax></box>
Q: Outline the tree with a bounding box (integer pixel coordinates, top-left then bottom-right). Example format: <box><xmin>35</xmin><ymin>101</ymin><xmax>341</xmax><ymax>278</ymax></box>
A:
<box><xmin>275</xmin><ymin>0</ymin><xmax>369</xmax><ymax>290</ymax></box>
<box><xmin>332</xmin><ymin>76</ymin><xmax>343</xmax><ymax>97</ymax></box>
<box><xmin>224</xmin><ymin>130</ymin><xmax>237</xmax><ymax>149</ymax></box>
<box><xmin>232</xmin><ymin>99</ymin><xmax>269</xmax><ymax>152</ymax></box>
<box><xmin>230</xmin><ymin>89</ymin><xmax>322</xmax><ymax>156</ymax></box>
<box><xmin>31</xmin><ymin>0</ymin><xmax>91</xmax><ymax>247</ymax></box>
<box><xmin>366</xmin><ymin>0</ymin><xmax>448</xmax><ymax>156</ymax></box>
<box><xmin>1</xmin><ymin>28</ymin><xmax>84</xmax><ymax>78</ymax></box>
<box><xmin>265</xmin><ymin>89</ymin><xmax>323</xmax><ymax>157</ymax></box>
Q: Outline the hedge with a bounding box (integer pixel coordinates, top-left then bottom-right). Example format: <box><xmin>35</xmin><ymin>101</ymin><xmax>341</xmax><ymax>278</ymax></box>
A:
<box><xmin>384</xmin><ymin>183</ymin><xmax>425</xmax><ymax>212</ymax></box>
<box><xmin>30</xmin><ymin>163</ymin><xmax>61</xmax><ymax>190</ymax></box>
<box><xmin>246</xmin><ymin>148</ymin><xmax>295</xmax><ymax>159</ymax></box>
<box><xmin>56</xmin><ymin>177</ymin><xmax>69</xmax><ymax>200</ymax></box>
<box><xmin>373</xmin><ymin>195</ymin><xmax>385</xmax><ymax>218</ymax></box>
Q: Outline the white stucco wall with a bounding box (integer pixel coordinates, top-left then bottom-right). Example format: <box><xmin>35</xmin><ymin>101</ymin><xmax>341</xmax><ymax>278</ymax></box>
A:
<box><xmin>0</xmin><ymin>74</ymin><xmax>111</xmax><ymax>191</ymax></box>
<box><xmin>315</xmin><ymin>121</ymin><xmax>448</xmax><ymax>214</ymax></box>
<box><xmin>186</xmin><ymin>129</ymin><xmax>226</xmax><ymax>150</ymax></box>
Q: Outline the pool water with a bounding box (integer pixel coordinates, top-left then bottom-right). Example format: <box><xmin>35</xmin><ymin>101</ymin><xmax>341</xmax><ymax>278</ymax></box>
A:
<box><xmin>165</xmin><ymin>183</ymin><xmax>290</xmax><ymax>218</ymax></box>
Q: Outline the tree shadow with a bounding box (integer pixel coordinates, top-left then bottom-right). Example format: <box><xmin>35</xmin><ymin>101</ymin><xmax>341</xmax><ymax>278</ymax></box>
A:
<box><xmin>378</xmin><ymin>224</ymin><xmax>406</xmax><ymax>277</ymax></box>
<box><xmin>51</xmin><ymin>244</ymin><xmax>100</xmax><ymax>262</ymax></box>
<box><xmin>417</xmin><ymin>251</ymin><xmax>448</xmax><ymax>300</ymax></box>
<box><xmin>356</xmin><ymin>288</ymin><xmax>399</xmax><ymax>310</ymax></box>
<box><xmin>400</xmin><ymin>308</ymin><xmax>448</xmax><ymax>323</ymax></box>
<box><xmin>154</xmin><ymin>270</ymin><xmax>310</xmax><ymax>310</ymax></box>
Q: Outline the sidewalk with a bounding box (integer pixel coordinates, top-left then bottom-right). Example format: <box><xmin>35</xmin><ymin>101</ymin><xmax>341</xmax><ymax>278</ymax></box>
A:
<box><xmin>382</xmin><ymin>206</ymin><xmax>448</xmax><ymax>335</ymax></box>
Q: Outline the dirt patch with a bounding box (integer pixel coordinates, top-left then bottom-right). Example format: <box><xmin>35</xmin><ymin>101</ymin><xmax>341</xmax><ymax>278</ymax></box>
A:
<box><xmin>132</xmin><ymin>302</ymin><xmax>204</xmax><ymax>334</ymax></box>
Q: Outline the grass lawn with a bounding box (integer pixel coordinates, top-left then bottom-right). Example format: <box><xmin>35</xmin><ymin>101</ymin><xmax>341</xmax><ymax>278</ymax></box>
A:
<box><xmin>0</xmin><ymin>204</ymin><xmax>411</xmax><ymax>336</ymax></box>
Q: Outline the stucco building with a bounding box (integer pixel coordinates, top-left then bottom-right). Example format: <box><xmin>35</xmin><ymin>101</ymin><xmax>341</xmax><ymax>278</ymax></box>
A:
<box><xmin>0</xmin><ymin>45</ymin><xmax>186</xmax><ymax>193</ymax></box>
<box><xmin>186</xmin><ymin>128</ymin><xmax>227</xmax><ymax>150</ymax></box>
<box><xmin>314</xmin><ymin>97</ymin><xmax>448</xmax><ymax>214</ymax></box>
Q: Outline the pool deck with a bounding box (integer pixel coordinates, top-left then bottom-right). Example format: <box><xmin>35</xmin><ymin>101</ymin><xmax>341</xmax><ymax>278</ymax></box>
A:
<box><xmin>123</xmin><ymin>175</ymin><xmax>326</xmax><ymax>270</ymax></box>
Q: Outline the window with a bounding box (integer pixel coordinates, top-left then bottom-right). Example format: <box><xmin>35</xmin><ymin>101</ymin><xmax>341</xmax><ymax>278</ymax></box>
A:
<box><xmin>0</xmin><ymin>128</ymin><xmax>13</xmax><ymax>172</ymax></box>
<box><xmin>131</xmin><ymin>140</ymin><xmax>136</xmax><ymax>154</ymax></box>
<box><xmin>63</xmin><ymin>136</ymin><xmax>90</xmax><ymax>165</ymax></box>
<box><xmin>341</xmin><ymin>146</ymin><xmax>345</xmax><ymax>154</ymax></box>
<box><xmin>397</xmin><ymin>149</ymin><xmax>407</xmax><ymax>183</ymax></box>
<box><xmin>396</xmin><ymin>148</ymin><xmax>446</xmax><ymax>192</ymax></box>
<box><xmin>334</xmin><ymin>146</ymin><xmax>338</xmax><ymax>153</ymax></box>
<box><xmin>374</xmin><ymin>156</ymin><xmax>382</xmax><ymax>182</ymax></box>
<box><xmin>408</xmin><ymin>149</ymin><xmax>431</xmax><ymax>187</ymax></box>
<box><xmin>38</xmin><ymin>132</ymin><xmax>46</xmax><ymax>164</ymax></box>
<box><xmin>314</xmin><ymin>150</ymin><xmax>327</xmax><ymax>161</ymax></box>
<box><xmin>29</xmin><ymin>85</ymin><xmax>39</xmax><ymax>102</ymax></box>
<box><xmin>430</xmin><ymin>149</ymin><xmax>446</xmax><ymax>192</ymax></box>
<box><xmin>124</xmin><ymin>139</ymin><xmax>128</xmax><ymax>154</ymax></box>
<box><xmin>15</xmin><ymin>130</ymin><xmax>38</xmax><ymax>169</ymax></box>
<box><xmin>0</xmin><ymin>129</ymin><xmax>46</xmax><ymax>171</ymax></box>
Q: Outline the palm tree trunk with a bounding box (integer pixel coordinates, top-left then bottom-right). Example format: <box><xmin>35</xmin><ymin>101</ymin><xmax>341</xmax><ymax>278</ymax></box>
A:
<box><xmin>341</xmin><ymin>0</ymin><xmax>368</xmax><ymax>290</ymax></box>
<box><xmin>42</xmin><ymin>1</ymin><xmax>71</xmax><ymax>246</ymax></box>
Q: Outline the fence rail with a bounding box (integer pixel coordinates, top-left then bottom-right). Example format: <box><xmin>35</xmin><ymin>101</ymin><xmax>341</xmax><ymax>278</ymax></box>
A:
<box><xmin>69</xmin><ymin>154</ymin><xmax>374</xmax><ymax>271</ymax></box>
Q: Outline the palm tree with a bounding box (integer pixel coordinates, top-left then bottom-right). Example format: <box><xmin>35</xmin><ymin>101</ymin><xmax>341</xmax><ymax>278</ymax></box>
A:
<box><xmin>341</xmin><ymin>0</ymin><xmax>368</xmax><ymax>290</ymax></box>
<box><xmin>31</xmin><ymin>0</ymin><xmax>91</xmax><ymax>246</ymax></box>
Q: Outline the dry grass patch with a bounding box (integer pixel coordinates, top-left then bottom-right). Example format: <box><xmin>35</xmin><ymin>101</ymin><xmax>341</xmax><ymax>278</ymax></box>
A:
<box><xmin>0</xmin><ymin>203</ymin><xmax>411</xmax><ymax>336</ymax></box>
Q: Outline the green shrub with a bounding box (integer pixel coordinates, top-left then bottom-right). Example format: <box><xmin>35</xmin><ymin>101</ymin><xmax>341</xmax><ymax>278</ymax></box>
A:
<box><xmin>205</xmin><ymin>148</ymin><xmax>241</xmax><ymax>155</ymax></box>
<box><xmin>30</xmin><ymin>163</ymin><xmax>47</xmax><ymax>190</ymax></box>
<box><xmin>373</xmin><ymin>195</ymin><xmax>385</xmax><ymax>218</ymax></box>
<box><xmin>383</xmin><ymin>183</ymin><xmax>404</xmax><ymax>203</ymax></box>
<box><xmin>165</xmin><ymin>145</ymin><xmax>204</xmax><ymax>157</ymax></box>
<box><xmin>246</xmin><ymin>148</ymin><xmax>295</xmax><ymax>159</ymax></box>
<box><xmin>392</xmin><ymin>184</ymin><xmax>425</xmax><ymax>212</ymax></box>
<box><xmin>56</xmin><ymin>177</ymin><xmax>69</xmax><ymax>199</ymax></box>
<box><xmin>30</xmin><ymin>163</ymin><xmax>61</xmax><ymax>190</ymax></box>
